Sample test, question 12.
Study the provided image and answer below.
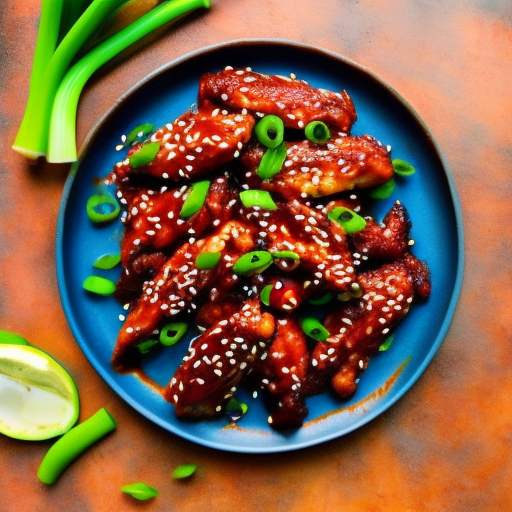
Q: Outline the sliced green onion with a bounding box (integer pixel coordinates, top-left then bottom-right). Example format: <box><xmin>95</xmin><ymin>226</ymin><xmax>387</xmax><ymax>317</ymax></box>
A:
<box><xmin>225</xmin><ymin>397</ymin><xmax>248</xmax><ymax>422</ymax></box>
<box><xmin>86</xmin><ymin>194</ymin><xmax>120</xmax><ymax>223</ymax></box>
<box><xmin>257</xmin><ymin>143</ymin><xmax>287</xmax><ymax>180</ymax></box>
<box><xmin>128</xmin><ymin>141</ymin><xmax>160</xmax><ymax>168</ymax></box>
<box><xmin>260</xmin><ymin>284</ymin><xmax>274</xmax><ymax>306</ymax></box>
<box><xmin>301</xmin><ymin>317</ymin><xmax>330</xmax><ymax>342</ymax></box>
<box><xmin>254</xmin><ymin>115</ymin><xmax>284</xmax><ymax>148</ymax></box>
<box><xmin>195</xmin><ymin>251</ymin><xmax>222</xmax><ymax>270</ymax></box>
<box><xmin>328</xmin><ymin>206</ymin><xmax>366</xmax><ymax>234</ymax></box>
<box><xmin>136</xmin><ymin>339</ymin><xmax>160</xmax><ymax>354</ymax></box>
<box><xmin>45</xmin><ymin>0</ymin><xmax>212</xmax><ymax>162</ymax></box>
<box><xmin>368</xmin><ymin>178</ymin><xmax>395</xmax><ymax>199</ymax></box>
<box><xmin>379</xmin><ymin>336</ymin><xmax>394</xmax><ymax>352</ymax></box>
<box><xmin>14</xmin><ymin>0</ymin><xmax>132</xmax><ymax>159</ymax></box>
<box><xmin>92</xmin><ymin>253</ymin><xmax>121</xmax><ymax>270</ymax></box>
<box><xmin>239</xmin><ymin>190</ymin><xmax>277</xmax><ymax>210</ymax></box>
<box><xmin>308</xmin><ymin>293</ymin><xmax>333</xmax><ymax>306</ymax></box>
<box><xmin>305</xmin><ymin>121</ymin><xmax>331</xmax><ymax>143</ymax></box>
<box><xmin>121</xmin><ymin>482</ymin><xmax>159</xmax><ymax>501</ymax></box>
<box><xmin>124</xmin><ymin>123</ymin><xmax>154</xmax><ymax>147</ymax></box>
<box><xmin>83</xmin><ymin>276</ymin><xmax>116</xmax><ymax>296</ymax></box>
<box><xmin>0</xmin><ymin>330</ymin><xmax>30</xmax><ymax>346</ymax></box>
<box><xmin>233</xmin><ymin>251</ymin><xmax>273</xmax><ymax>276</ymax></box>
<box><xmin>180</xmin><ymin>180</ymin><xmax>211</xmax><ymax>218</ymax></box>
<box><xmin>392</xmin><ymin>159</ymin><xmax>416</xmax><ymax>176</ymax></box>
<box><xmin>172</xmin><ymin>464</ymin><xmax>198</xmax><ymax>480</ymax></box>
<box><xmin>37</xmin><ymin>408</ymin><xmax>117</xmax><ymax>485</ymax></box>
<box><xmin>271</xmin><ymin>250</ymin><xmax>300</xmax><ymax>261</ymax></box>
<box><xmin>159</xmin><ymin>323</ymin><xmax>188</xmax><ymax>346</ymax></box>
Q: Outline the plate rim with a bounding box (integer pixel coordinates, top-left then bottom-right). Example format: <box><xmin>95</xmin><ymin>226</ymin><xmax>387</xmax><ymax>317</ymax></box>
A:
<box><xmin>56</xmin><ymin>38</ymin><xmax>464</xmax><ymax>453</ymax></box>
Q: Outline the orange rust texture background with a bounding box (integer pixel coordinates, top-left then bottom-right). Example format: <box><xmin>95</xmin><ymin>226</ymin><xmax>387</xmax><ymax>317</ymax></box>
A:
<box><xmin>1</xmin><ymin>0</ymin><xmax>511</xmax><ymax>511</ymax></box>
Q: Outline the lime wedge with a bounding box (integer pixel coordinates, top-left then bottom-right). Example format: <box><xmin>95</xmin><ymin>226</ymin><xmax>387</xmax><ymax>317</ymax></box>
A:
<box><xmin>0</xmin><ymin>345</ymin><xmax>79</xmax><ymax>441</ymax></box>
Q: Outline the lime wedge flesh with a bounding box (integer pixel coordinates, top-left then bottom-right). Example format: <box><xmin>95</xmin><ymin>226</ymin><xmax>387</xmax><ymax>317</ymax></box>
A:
<box><xmin>0</xmin><ymin>345</ymin><xmax>79</xmax><ymax>440</ymax></box>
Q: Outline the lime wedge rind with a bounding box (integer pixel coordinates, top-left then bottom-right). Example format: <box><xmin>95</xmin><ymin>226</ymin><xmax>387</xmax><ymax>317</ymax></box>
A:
<box><xmin>0</xmin><ymin>345</ymin><xmax>79</xmax><ymax>441</ymax></box>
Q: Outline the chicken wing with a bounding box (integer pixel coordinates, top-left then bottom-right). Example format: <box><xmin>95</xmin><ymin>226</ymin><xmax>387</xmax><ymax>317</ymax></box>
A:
<box><xmin>198</xmin><ymin>67</ymin><xmax>357</xmax><ymax>133</ymax></box>
<box><xmin>241</xmin><ymin>135</ymin><xmax>394</xmax><ymax>200</ymax></box>
<box><xmin>166</xmin><ymin>299</ymin><xmax>275</xmax><ymax>419</ymax></box>
<box><xmin>107</xmin><ymin>109</ymin><xmax>254</xmax><ymax>184</ymax></box>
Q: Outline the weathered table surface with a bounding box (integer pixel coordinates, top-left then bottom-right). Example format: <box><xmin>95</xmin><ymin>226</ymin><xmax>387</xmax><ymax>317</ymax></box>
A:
<box><xmin>1</xmin><ymin>1</ymin><xmax>511</xmax><ymax>510</ymax></box>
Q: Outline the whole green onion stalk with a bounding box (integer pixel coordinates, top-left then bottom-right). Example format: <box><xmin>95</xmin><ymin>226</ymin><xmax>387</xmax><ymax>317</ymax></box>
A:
<box><xmin>13</xmin><ymin>0</ymin><xmax>131</xmax><ymax>159</ymax></box>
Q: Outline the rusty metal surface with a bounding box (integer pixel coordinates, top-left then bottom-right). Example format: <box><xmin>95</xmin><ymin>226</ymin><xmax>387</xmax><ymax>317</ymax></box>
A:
<box><xmin>1</xmin><ymin>0</ymin><xmax>511</xmax><ymax>510</ymax></box>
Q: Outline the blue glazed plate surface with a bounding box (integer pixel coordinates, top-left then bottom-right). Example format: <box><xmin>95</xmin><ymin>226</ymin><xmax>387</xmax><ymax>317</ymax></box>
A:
<box><xmin>56</xmin><ymin>40</ymin><xmax>463</xmax><ymax>453</ymax></box>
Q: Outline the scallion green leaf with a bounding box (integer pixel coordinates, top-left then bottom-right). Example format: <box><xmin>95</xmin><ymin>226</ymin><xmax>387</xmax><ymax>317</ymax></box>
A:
<box><xmin>121</xmin><ymin>482</ymin><xmax>158</xmax><ymax>501</ymax></box>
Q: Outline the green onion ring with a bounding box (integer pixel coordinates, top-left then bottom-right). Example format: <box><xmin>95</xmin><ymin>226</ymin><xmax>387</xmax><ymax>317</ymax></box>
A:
<box><xmin>86</xmin><ymin>194</ymin><xmax>120</xmax><ymax>223</ymax></box>
<box><xmin>254</xmin><ymin>115</ymin><xmax>284</xmax><ymax>148</ymax></box>
<box><xmin>305</xmin><ymin>121</ymin><xmax>331</xmax><ymax>143</ymax></box>
<box><xmin>301</xmin><ymin>317</ymin><xmax>330</xmax><ymax>342</ymax></box>
<box><xmin>159</xmin><ymin>322</ymin><xmax>188</xmax><ymax>346</ymax></box>
<box><xmin>233</xmin><ymin>251</ymin><xmax>273</xmax><ymax>276</ymax></box>
<box><xmin>328</xmin><ymin>206</ymin><xmax>367</xmax><ymax>234</ymax></box>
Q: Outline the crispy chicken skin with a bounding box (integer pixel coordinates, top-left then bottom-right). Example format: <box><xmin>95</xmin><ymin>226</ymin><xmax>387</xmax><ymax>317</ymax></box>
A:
<box><xmin>198</xmin><ymin>68</ymin><xmax>357</xmax><ymax>133</ymax></box>
<box><xmin>166</xmin><ymin>300</ymin><xmax>275</xmax><ymax>418</ymax></box>
<box><xmin>240</xmin><ymin>135</ymin><xmax>394</xmax><ymax>200</ymax></box>
<box><xmin>107</xmin><ymin>110</ymin><xmax>254</xmax><ymax>184</ymax></box>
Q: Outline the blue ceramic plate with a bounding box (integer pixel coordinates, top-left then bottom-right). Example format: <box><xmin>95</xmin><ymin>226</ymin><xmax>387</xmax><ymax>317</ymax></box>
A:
<box><xmin>56</xmin><ymin>40</ymin><xmax>463</xmax><ymax>453</ymax></box>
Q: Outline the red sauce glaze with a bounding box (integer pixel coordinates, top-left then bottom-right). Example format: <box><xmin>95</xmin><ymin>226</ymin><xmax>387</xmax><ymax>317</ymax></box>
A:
<box><xmin>107</xmin><ymin>67</ymin><xmax>431</xmax><ymax>430</ymax></box>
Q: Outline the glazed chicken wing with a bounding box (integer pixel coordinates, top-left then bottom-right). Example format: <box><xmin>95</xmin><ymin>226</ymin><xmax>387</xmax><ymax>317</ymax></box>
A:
<box><xmin>111</xmin><ymin>220</ymin><xmax>256</xmax><ymax>370</ymax></box>
<box><xmin>107</xmin><ymin>110</ymin><xmax>254</xmax><ymax>184</ymax></box>
<box><xmin>256</xmin><ymin>316</ymin><xmax>309</xmax><ymax>429</ymax></box>
<box><xmin>198</xmin><ymin>67</ymin><xmax>357</xmax><ymax>133</ymax></box>
<box><xmin>306</xmin><ymin>256</ymin><xmax>431</xmax><ymax>398</ymax></box>
<box><xmin>241</xmin><ymin>135</ymin><xmax>394</xmax><ymax>200</ymax></box>
<box><xmin>241</xmin><ymin>199</ymin><xmax>357</xmax><ymax>292</ymax></box>
<box><xmin>166</xmin><ymin>300</ymin><xmax>275</xmax><ymax>418</ymax></box>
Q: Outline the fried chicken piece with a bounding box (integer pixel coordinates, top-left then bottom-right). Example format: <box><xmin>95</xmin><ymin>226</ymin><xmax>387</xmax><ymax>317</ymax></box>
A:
<box><xmin>256</xmin><ymin>316</ymin><xmax>309</xmax><ymax>429</ymax></box>
<box><xmin>111</xmin><ymin>220</ymin><xmax>256</xmax><ymax>370</ymax></box>
<box><xmin>306</xmin><ymin>258</ymin><xmax>430</xmax><ymax>398</ymax></box>
<box><xmin>107</xmin><ymin>110</ymin><xmax>254</xmax><ymax>184</ymax></box>
<box><xmin>240</xmin><ymin>199</ymin><xmax>357</xmax><ymax>293</ymax></box>
<box><xmin>117</xmin><ymin>176</ymin><xmax>238</xmax><ymax>268</ymax></box>
<box><xmin>351</xmin><ymin>201</ymin><xmax>412</xmax><ymax>263</ymax></box>
<box><xmin>198</xmin><ymin>67</ymin><xmax>357</xmax><ymax>133</ymax></box>
<box><xmin>165</xmin><ymin>300</ymin><xmax>275</xmax><ymax>419</ymax></box>
<box><xmin>241</xmin><ymin>135</ymin><xmax>394</xmax><ymax>200</ymax></box>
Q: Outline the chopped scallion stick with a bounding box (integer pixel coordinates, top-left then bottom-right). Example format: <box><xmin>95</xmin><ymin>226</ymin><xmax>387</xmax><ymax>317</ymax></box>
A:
<box><xmin>83</xmin><ymin>276</ymin><xmax>116</xmax><ymax>296</ymax></box>
<box><xmin>92</xmin><ymin>253</ymin><xmax>121</xmax><ymax>270</ymax></box>
<box><xmin>239</xmin><ymin>189</ymin><xmax>277</xmax><ymax>210</ymax></box>
<box><xmin>172</xmin><ymin>464</ymin><xmax>198</xmax><ymax>480</ymax></box>
<box><xmin>37</xmin><ymin>408</ymin><xmax>117</xmax><ymax>485</ymax></box>
<box><xmin>180</xmin><ymin>180</ymin><xmax>211</xmax><ymax>218</ymax></box>
<box><xmin>121</xmin><ymin>482</ymin><xmax>159</xmax><ymax>500</ymax></box>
